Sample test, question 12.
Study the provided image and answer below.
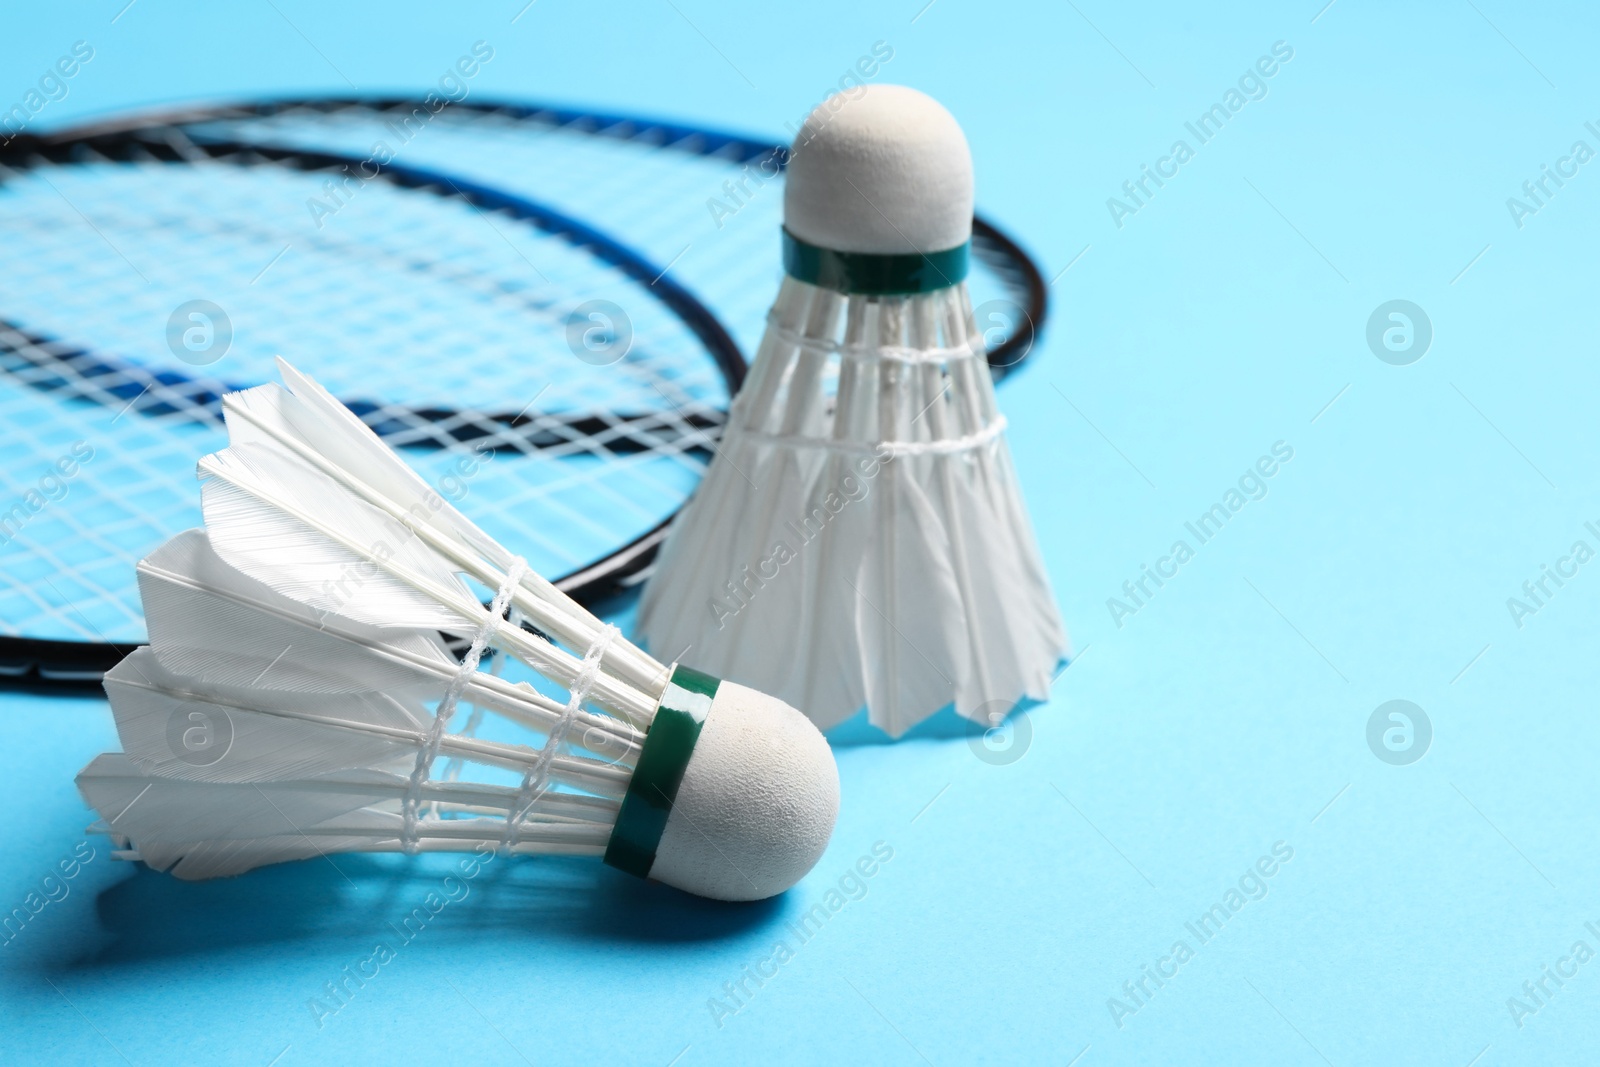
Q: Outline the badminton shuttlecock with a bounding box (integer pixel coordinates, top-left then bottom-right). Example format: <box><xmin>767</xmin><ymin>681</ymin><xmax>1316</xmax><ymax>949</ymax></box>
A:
<box><xmin>76</xmin><ymin>365</ymin><xmax>839</xmax><ymax>901</ymax></box>
<box><xmin>638</xmin><ymin>85</ymin><xmax>1066</xmax><ymax>737</ymax></box>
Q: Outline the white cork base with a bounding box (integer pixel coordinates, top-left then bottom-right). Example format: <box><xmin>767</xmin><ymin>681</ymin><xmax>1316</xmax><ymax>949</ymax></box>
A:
<box><xmin>649</xmin><ymin>681</ymin><xmax>839</xmax><ymax>901</ymax></box>
<box><xmin>783</xmin><ymin>84</ymin><xmax>973</xmax><ymax>256</ymax></box>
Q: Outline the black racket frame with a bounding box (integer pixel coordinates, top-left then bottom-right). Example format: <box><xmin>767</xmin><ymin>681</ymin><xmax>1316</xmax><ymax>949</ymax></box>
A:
<box><xmin>0</xmin><ymin>96</ymin><xmax>1050</xmax><ymax>688</ymax></box>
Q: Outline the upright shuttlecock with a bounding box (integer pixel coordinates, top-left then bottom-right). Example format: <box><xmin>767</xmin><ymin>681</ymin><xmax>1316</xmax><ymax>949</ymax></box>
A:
<box><xmin>76</xmin><ymin>365</ymin><xmax>839</xmax><ymax>901</ymax></box>
<box><xmin>638</xmin><ymin>85</ymin><xmax>1066</xmax><ymax>737</ymax></box>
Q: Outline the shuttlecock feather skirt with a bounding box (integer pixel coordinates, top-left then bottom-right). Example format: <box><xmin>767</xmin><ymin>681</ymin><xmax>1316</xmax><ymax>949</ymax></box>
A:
<box><xmin>638</xmin><ymin>277</ymin><xmax>1067</xmax><ymax>737</ymax></box>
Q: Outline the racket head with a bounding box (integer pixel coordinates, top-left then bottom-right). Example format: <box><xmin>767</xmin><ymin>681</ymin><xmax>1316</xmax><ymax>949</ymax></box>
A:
<box><xmin>1</xmin><ymin>96</ymin><xmax>1051</xmax><ymax>687</ymax></box>
<box><xmin>0</xmin><ymin>126</ymin><xmax>743</xmax><ymax>683</ymax></box>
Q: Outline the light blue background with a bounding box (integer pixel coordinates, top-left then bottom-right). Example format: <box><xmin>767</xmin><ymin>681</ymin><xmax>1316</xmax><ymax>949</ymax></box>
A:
<box><xmin>4</xmin><ymin>1</ymin><xmax>1598</xmax><ymax>1064</ymax></box>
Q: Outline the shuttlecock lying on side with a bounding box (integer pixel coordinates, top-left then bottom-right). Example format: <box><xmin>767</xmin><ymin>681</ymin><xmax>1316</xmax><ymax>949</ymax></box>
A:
<box><xmin>638</xmin><ymin>85</ymin><xmax>1067</xmax><ymax>738</ymax></box>
<box><xmin>75</xmin><ymin>363</ymin><xmax>839</xmax><ymax>902</ymax></box>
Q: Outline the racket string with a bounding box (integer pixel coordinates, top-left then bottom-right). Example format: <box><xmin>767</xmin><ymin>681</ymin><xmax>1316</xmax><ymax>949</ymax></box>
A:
<box><xmin>0</xmin><ymin>128</ymin><xmax>734</xmax><ymax>645</ymax></box>
<box><xmin>0</xmin><ymin>100</ymin><xmax>1041</xmax><ymax>659</ymax></box>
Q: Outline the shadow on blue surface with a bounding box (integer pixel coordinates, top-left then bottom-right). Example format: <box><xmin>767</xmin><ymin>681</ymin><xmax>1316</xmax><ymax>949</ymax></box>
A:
<box><xmin>38</xmin><ymin>852</ymin><xmax>781</xmax><ymax>972</ymax></box>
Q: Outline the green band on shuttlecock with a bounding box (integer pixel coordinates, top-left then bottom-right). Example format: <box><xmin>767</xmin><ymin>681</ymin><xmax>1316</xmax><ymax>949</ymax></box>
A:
<box><xmin>782</xmin><ymin>227</ymin><xmax>969</xmax><ymax>295</ymax></box>
<box><xmin>603</xmin><ymin>664</ymin><xmax>719</xmax><ymax>879</ymax></box>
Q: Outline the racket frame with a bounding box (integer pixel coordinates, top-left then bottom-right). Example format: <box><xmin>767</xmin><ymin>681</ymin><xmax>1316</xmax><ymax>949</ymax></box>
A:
<box><xmin>0</xmin><ymin>96</ymin><xmax>1049</xmax><ymax>687</ymax></box>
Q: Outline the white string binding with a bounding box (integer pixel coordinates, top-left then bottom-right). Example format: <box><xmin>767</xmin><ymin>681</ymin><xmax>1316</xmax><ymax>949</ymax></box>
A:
<box><xmin>500</xmin><ymin>622</ymin><xmax>620</xmax><ymax>852</ymax></box>
<box><xmin>732</xmin><ymin>415</ymin><xmax>1007</xmax><ymax>457</ymax></box>
<box><xmin>399</xmin><ymin>556</ymin><xmax>527</xmax><ymax>854</ymax></box>
<box><xmin>431</xmin><ymin>602</ymin><xmax>522</xmax><ymax>820</ymax></box>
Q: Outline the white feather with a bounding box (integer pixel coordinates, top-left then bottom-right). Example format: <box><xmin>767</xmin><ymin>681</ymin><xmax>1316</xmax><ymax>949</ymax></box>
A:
<box><xmin>199</xmin><ymin>438</ymin><xmax>656</xmax><ymax>725</ymax></box>
<box><xmin>102</xmin><ymin>644</ymin><xmax>632</xmax><ymax>796</ymax></box>
<box><xmin>105</xmin><ymin>648</ymin><xmax>426</xmax><ymax>782</ymax></box>
<box><xmin>200</xmin><ymin>443</ymin><xmax>471</xmax><ymax>631</ymax></box>
<box><xmin>76</xmin><ymin>755</ymin><xmax>610</xmax><ymax>880</ymax></box>
<box><xmin>140</xmin><ymin>530</ymin><xmax>454</xmax><ymax>691</ymax></box>
<box><xmin>222</xmin><ymin>360</ymin><xmax>665</xmax><ymax>696</ymax></box>
<box><xmin>75</xmin><ymin>753</ymin><xmax>383</xmax><ymax>869</ymax></box>
<box><xmin>639</xmin><ymin>277</ymin><xmax>1068</xmax><ymax>736</ymax></box>
<box><xmin>136</xmin><ymin>530</ymin><xmax>640</xmax><ymax>753</ymax></box>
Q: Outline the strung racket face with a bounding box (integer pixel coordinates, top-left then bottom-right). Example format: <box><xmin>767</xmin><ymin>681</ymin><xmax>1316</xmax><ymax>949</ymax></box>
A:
<box><xmin>3</xmin><ymin>98</ymin><xmax>1050</xmax><ymax>686</ymax></box>
<box><xmin>80</xmin><ymin>98</ymin><xmax>1048</xmax><ymax>375</ymax></box>
<box><xmin>0</xmin><ymin>129</ymin><xmax>741</xmax><ymax>681</ymax></box>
